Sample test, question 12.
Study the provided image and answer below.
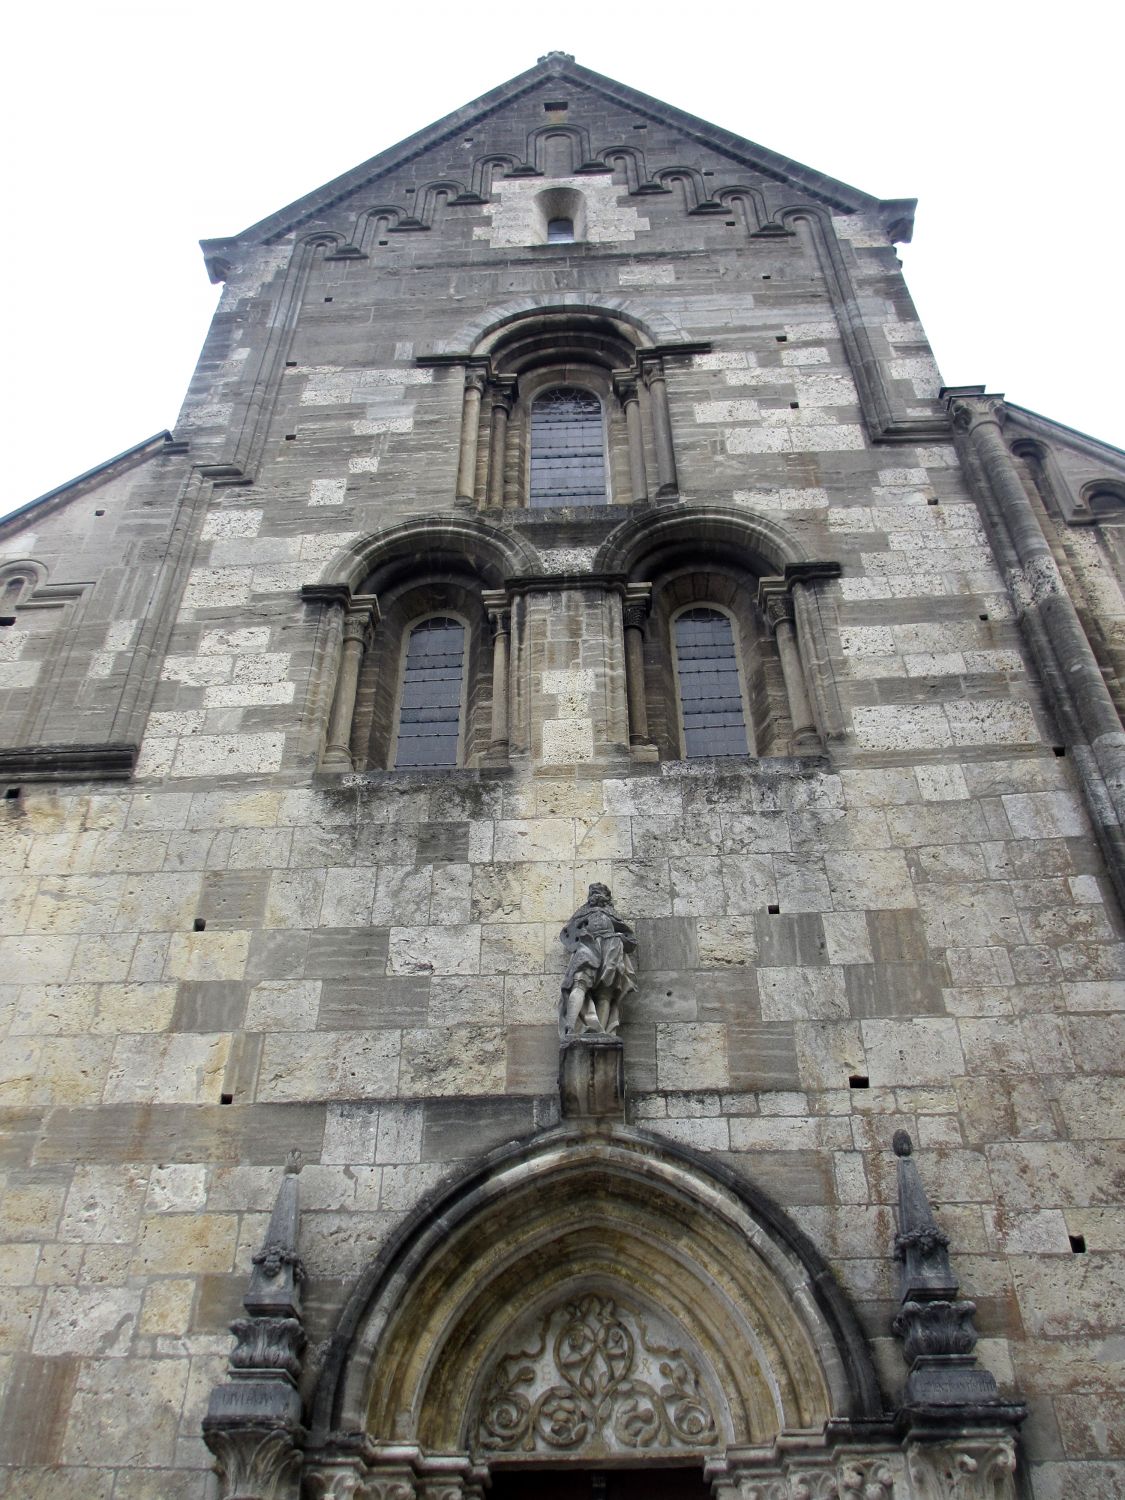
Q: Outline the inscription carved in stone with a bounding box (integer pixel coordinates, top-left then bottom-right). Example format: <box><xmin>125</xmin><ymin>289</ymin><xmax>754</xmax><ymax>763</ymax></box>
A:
<box><xmin>477</xmin><ymin>1294</ymin><xmax>717</xmax><ymax>1455</ymax></box>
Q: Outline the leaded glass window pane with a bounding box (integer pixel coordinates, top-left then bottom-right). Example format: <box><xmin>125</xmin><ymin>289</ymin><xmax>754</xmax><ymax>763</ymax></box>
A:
<box><xmin>529</xmin><ymin>387</ymin><xmax>606</xmax><ymax>507</ymax></box>
<box><xmin>394</xmin><ymin>617</ymin><xmax>465</xmax><ymax>768</ymax></box>
<box><xmin>674</xmin><ymin>608</ymin><xmax>749</xmax><ymax>758</ymax></box>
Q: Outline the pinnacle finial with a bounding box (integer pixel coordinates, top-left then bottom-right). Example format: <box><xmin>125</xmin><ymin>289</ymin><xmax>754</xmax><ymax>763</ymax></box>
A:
<box><xmin>538</xmin><ymin>50</ymin><xmax>575</xmax><ymax>65</ymax></box>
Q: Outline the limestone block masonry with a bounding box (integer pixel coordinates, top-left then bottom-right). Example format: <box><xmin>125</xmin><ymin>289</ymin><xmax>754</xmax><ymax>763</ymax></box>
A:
<box><xmin>1</xmin><ymin>51</ymin><xmax>1124</xmax><ymax>1500</ymax></box>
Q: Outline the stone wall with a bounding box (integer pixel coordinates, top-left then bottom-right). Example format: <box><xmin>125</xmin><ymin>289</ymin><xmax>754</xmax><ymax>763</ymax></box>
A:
<box><xmin>0</xmin><ymin>59</ymin><xmax>1122</xmax><ymax>1500</ymax></box>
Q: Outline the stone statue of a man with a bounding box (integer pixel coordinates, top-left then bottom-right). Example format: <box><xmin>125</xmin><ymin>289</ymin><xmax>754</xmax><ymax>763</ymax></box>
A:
<box><xmin>559</xmin><ymin>883</ymin><xmax>637</xmax><ymax>1037</ymax></box>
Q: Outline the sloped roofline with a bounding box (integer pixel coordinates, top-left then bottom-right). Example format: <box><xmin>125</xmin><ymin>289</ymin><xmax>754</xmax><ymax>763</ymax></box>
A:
<box><xmin>0</xmin><ymin>431</ymin><xmax>179</xmax><ymax>535</ymax></box>
<box><xmin>200</xmin><ymin>52</ymin><xmax>914</xmax><ymax>276</ymax></box>
<box><xmin>1003</xmin><ymin>401</ymin><xmax>1125</xmax><ymax>465</ymax></box>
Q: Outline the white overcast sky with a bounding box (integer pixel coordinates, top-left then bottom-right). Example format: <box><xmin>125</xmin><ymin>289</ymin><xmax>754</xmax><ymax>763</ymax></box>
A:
<box><xmin>2</xmin><ymin>1</ymin><xmax>1120</xmax><ymax>511</ymax></box>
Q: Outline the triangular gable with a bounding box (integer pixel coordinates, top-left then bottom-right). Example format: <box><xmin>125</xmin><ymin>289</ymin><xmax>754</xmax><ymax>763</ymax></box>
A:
<box><xmin>201</xmin><ymin>52</ymin><xmax>915</xmax><ymax>279</ymax></box>
<box><xmin>0</xmin><ymin>431</ymin><xmax>183</xmax><ymax>538</ymax></box>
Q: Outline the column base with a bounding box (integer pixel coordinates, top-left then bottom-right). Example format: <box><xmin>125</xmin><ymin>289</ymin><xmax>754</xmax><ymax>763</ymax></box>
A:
<box><xmin>320</xmin><ymin>749</ymin><xmax>355</xmax><ymax>772</ymax></box>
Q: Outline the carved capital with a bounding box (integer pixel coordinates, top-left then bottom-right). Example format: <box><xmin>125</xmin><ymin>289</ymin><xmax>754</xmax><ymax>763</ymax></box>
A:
<box><xmin>906</xmin><ymin>1437</ymin><xmax>1017</xmax><ymax>1500</ymax></box>
<box><xmin>948</xmin><ymin>395</ymin><xmax>1007</xmax><ymax>436</ymax></box>
<box><xmin>639</xmin><ymin>356</ymin><xmax>667</xmax><ymax>389</ymax></box>
<box><xmin>463</xmin><ymin>364</ymin><xmax>489</xmax><ymax>397</ymax></box>
<box><xmin>623</xmin><ymin>581</ymin><xmax>652</xmax><ymax>632</ymax></box>
<box><xmin>612</xmin><ymin>371</ymin><xmax>641</xmax><ymax>405</ymax></box>
<box><xmin>203</xmin><ymin>1421</ymin><xmax>303</xmax><ymax>1500</ymax></box>
<box><xmin>229</xmin><ymin>1316</ymin><xmax>306</xmax><ymax>1379</ymax></box>
<box><xmin>757</xmin><ymin>577</ymin><xmax>794</xmax><ymax>632</ymax></box>
<box><xmin>487</xmin><ymin>375</ymin><xmax>518</xmax><ymax>413</ymax></box>
<box><xmin>893</xmin><ymin>1299</ymin><xmax>980</xmax><ymax>1364</ymax></box>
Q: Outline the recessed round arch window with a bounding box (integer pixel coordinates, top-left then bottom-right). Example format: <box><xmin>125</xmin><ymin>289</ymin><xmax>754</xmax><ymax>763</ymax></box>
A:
<box><xmin>673</xmin><ymin>606</ymin><xmax>749</xmax><ymax>757</ymax></box>
<box><xmin>529</xmin><ymin>386</ymin><xmax>607</xmax><ymax>507</ymax></box>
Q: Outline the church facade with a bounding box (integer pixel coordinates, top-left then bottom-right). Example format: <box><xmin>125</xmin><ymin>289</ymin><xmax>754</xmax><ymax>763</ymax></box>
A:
<box><xmin>0</xmin><ymin>53</ymin><xmax>1122</xmax><ymax>1500</ymax></box>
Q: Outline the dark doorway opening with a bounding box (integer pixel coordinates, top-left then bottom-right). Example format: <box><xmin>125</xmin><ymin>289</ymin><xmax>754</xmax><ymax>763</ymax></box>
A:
<box><xmin>489</xmin><ymin>1468</ymin><xmax>711</xmax><ymax>1500</ymax></box>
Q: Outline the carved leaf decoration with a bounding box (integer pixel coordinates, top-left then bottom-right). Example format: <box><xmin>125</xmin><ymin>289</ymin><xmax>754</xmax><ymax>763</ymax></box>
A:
<box><xmin>477</xmin><ymin>1294</ymin><xmax>718</xmax><ymax>1454</ymax></box>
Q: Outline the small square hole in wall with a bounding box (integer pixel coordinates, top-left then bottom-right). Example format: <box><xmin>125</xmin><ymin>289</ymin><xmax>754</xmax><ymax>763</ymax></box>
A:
<box><xmin>94</xmin><ymin>508</ymin><xmax>105</xmax><ymax>516</ymax></box>
<box><xmin>789</xmin><ymin>401</ymin><xmax>800</xmax><ymax>409</ymax></box>
<box><xmin>1069</xmin><ymin>1234</ymin><xmax>1086</xmax><ymax>1253</ymax></box>
<box><xmin>284</xmin><ymin>434</ymin><xmax>297</xmax><ymax>442</ymax></box>
<box><xmin>4</xmin><ymin>787</ymin><xmax>21</xmax><ymax>799</ymax></box>
<box><xmin>979</xmin><ymin>612</ymin><xmax>989</xmax><ymax>621</ymax></box>
<box><xmin>324</xmin><ymin>296</ymin><xmax>333</xmax><ymax>303</ymax></box>
<box><xmin>285</xmin><ymin>360</ymin><xmax>297</xmax><ymax>368</ymax></box>
<box><xmin>1053</xmin><ymin>745</ymin><xmax>1067</xmax><ymax>757</ymax></box>
<box><xmin>776</xmin><ymin>334</ymin><xmax>788</xmax><ymax>342</ymax></box>
<box><xmin>193</xmin><ymin>917</ymin><xmax>206</xmax><ymax>932</ymax></box>
<box><xmin>767</xmin><ymin>903</ymin><xmax>780</xmax><ymax>915</ymax></box>
<box><xmin>725</xmin><ymin>220</ymin><xmax>737</xmax><ymax>227</ymax></box>
<box><xmin>544</xmin><ymin>100</ymin><xmax>568</xmax><ymax>112</ymax></box>
<box><xmin>927</xmin><ymin>496</ymin><xmax>940</xmax><ymax>505</ymax></box>
<box><xmin>762</xmin><ymin>274</ymin><xmax>771</xmax><ymax>280</ymax></box>
<box><xmin>220</xmin><ymin>1092</ymin><xmax>234</xmax><ymax>1105</ymax></box>
<box><xmin>463</xmin><ymin>137</ymin><xmax>473</xmax><ymax>145</ymax></box>
<box><xmin>849</xmin><ymin>1075</ymin><xmax>870</xmax><ymax>1089</ymax></box>
<box><xmin>633</xmin><ymin>123</ymin><xmax>647</xmax><ymax>130</ymax></box>
<box><xmin>378</xmin><ymin>240</ymin><xmax>389</xmax><ymax>246</ymax></box>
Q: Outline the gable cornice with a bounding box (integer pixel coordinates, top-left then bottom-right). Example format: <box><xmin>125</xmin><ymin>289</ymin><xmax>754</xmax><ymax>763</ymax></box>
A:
<box><xmin>200</xmin><ymin>55</ymin><xmax>912</xmax><ymax>278</ymax></box>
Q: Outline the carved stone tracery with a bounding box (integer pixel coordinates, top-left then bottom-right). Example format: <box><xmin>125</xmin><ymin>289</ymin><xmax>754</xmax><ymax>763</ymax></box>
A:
<box><xmin>476</xmin><ymin>1293</ymin><xmax>718</xmax><ymax>1455</ymax></box>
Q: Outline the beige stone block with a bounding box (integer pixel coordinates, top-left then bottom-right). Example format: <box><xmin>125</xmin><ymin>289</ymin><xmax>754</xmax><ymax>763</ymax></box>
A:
<box><xmin>430</xmin><ymin>863</ymin><xmax>471</xmax><ymax>924</ymax></box>
<box><xmin>113</xmin><ymin>872</ymin><xmax>202</xmax><ymax>932</ymax></box>
<box><xmin>788</xmin><ymin>1204</ymin><xmax>895</xmax><ymax>1260</ymax></box>
<box><xmin>656</xmin><ymin>1023</ymin><xmax>729</xmax><ymax>1090</ymax></box>
<box><xmin>33</xmin><ymin>1285</ymin><xmax>141</xmax><ymax>1356</ymax></box>
<box><xmin>0</xmin><ymin>934</ymin><xmax>78</xmax><ymax>984</ymax></box>
<box><xmin>986</xmin><ymin>1142</ymin><xmax>1125</xmax><ymax>1210</ymax></box>
<box><xmin>265</xmin><ymin>868</ymin><xmax>326</xmax><ymax>928</ymax></box>
<box><xmin>164</xmin><ymin>930</ymin><xmax>250</xmax><ymax>980</ymax></box>
<box><xmin>371</xmin><ymin>864</ymin><xmax>431</xmax><ymax>926</ymax></box>
<box><xmin>146</xmin><ymin>1165</ymin><xmax>208</xmax><ymax>1214</ymax></box>
<box><xmin>26</xmin><ymin>875</ymin><xmax>124</xmax><ymax>935</ymax></box>
<box><xmin>31</xmin><ymin>1037</ymin><xmax>114</xmax><ymax>1104</ymax></box>
<box><xmin>131</xmin><ymin>1214</ymin><xmax>239</xmax><ymax>1277</ymax></box>
<box><xmin>822</xmin><ymin>912</ymin><xmax>873</xmax><ymax>965</ymax></box>
<box><xmin>657</xmin><ymin>1116</ymin><xmax>730</xmax><ymax>1152</ymax></box>
<box><xmin>493</xmin><ymin>818</ymin><xmax>575</xmax><ymax>863</ymax></box>
<box><xmin>480</xmin><ymin>923</ymin><xmax>544</xmax><ymax>976</ymax></box>
<box><xmin>759</xmin><ymin>965</ymin><xmax>847</xmax><ymax>1020</ymax></box>
<box><xmin>730</xmin><ymin>1116</ymin><xmax>851</xmax><ymax>1151</ymax></box>
<box><xmin>0</xmin><ymin>1243</ymin><xmax>40</xmax><ymax>1284</ymax></box>
<box><xmin>1011</xmin><ymin>1253</ymin><xmax>1125</xmax><ymax>1337</ymax></box>
<box><xmin>0</xmin><ymin>1286</ymin><xmax>42</xmax><ymax>1351</ymax></box>
<box><xmin>399</xmin><ymin>1026</ymin><xmax>507</xmax><ymax>1096</ymax></box>
<box><xmin>1053</xmin><ymin>1078</ymin><xmax>1125</xmax><ymax>1139</ymax></box>
<box><xmin>63</xmin><ymin>1355</ymin><xmax>190</xmax><ymax>1466</ymax></box>
<box><xmin>574</xmin><ymin>814</ymin><xmax>632</xmax><ymax>859</ymax></box>
<box><xmin>257</xmin><ymin>1030</ymin><xmax>400</xmax><ymax>1102</ymax></box>
<box><xmin>823</xmin><ymin>850</ymin><xmax>917</xmax><ymax>910</ymax></box>
<box><xmin>68</xmin><ymin>932</ymin><xmax>140</xmax><ymax>982</ymax></box>
<box><xmin>862</xmin><ymin>1018</ymin><xmax>965</xmax><ymax>1086</ymax></box>
<box><xmin>697</xmin><ymin>916</ymin><xmax>758</xmax><ymax>968</ymax></box>
<box><xmin>91</xmin><ymin>982</ymin><xmax>177</xmax><ymax>1034</ymax></box>
<box><xmin>502</xmin><ymin>974</ymin><xmax>556</xmax><ymax>1027</ymax></box>
<box><xmin>916</xmin><ymin>884</ymin><xmax>1022</xmax><ymax>949</ymax></box>
<box><xmin>388</xmin><ymin>924</ymin><xmax>480</xmax><ymax>976</ymax></box>
<box><xmin>471</xmin><ymin>863</ymin><xmax>573</xmax><ymax>923</ymax></box>
<box><xmin>794</xmin><ymin>1021</ymin><xmax>866</xmax><ymax>1091</ymax></box>
<box><xmin>603</xmin><ymin>778</ymin><xmax>683</xmax><ymax>817</ymax></box>
<box><xmin>60</xmin><ymin>1166</ymin><xmax>149</xmax><ymax>1244</ymax></box>
<box><xmin>104</xmin><ymin>1033</ymin><xmax>230</xmax><ymax>1105</ymax></box>
<box><xmin>245</xmin><ymin>979</ymin><xmax>321</xmax><ymax>1030</ymax></box>
<box><xmin>11</xmin><ymin>984</ymin><xmax>99</xmax><ymax>1035</ymax></box>
<box><xmin>532</xmin><ymin>780</ymin><xmax>605</xmax><ymax>818</ymax></box>
<box><xmin>983</xmin><ymin>1208</ymin><xmax>1071</xmax><ymax>1255</ymax></box>
<box><xmin>430</xmin><ymin>975</ymin><xmax>503</xmax><ymax>1027</ymax></box>
<box><xmin>35</xmin><ymin>1242</ymin><xmax>83</xmax><ymax>1284</ymax></box>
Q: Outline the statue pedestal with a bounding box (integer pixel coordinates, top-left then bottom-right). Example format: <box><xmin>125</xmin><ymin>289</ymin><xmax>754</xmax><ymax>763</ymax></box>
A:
<box><xmin>559</xmin><ymin>1035</ymin><xmax>624</xmax><ymax>1120</ymax></box>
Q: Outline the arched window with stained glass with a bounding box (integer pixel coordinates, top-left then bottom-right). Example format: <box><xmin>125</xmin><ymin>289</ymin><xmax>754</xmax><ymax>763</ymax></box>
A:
<box><xmin>394</xmin><ymin>617</ymin><xmax>467</xmax><ymax>768</ymax></box>
<box><xmin>529</xmin><ymin>387</ymin><xmax>607</xmax><ymax>507</ymax></box>
<box><xmin>673</xmin><ymin>606</ymin><xmax>750</xmax><ymax>758</ymax></box>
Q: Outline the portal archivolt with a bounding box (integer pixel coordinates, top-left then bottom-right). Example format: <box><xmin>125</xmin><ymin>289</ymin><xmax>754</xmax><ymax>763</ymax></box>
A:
<box><xmin>306</xmin><ymin>1127</ymin><xmax>880</xmax><ymax>1488</ymax></box>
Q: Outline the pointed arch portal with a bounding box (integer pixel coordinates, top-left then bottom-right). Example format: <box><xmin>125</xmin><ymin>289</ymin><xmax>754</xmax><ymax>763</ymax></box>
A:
<box><xmin>305</xmin><ymin>1127</ymin><xmax>881</xmax><ymax>1492</ymax></box>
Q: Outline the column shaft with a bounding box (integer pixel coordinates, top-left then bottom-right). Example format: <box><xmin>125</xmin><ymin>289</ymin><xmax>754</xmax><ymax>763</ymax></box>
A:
<box><xmin>643</xmin><ymin>363</ymin><xmax>678</xmax><ymax>498</ymax></box>
<box><xmin>776</xmin><ymin>618</ymin><xmax>817</xmax><ymax>742</ymax></box>
<box><xmin>455</xmin><ymin>374</ymin><xmax>484</xmax><ymax>503</ymax></box>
